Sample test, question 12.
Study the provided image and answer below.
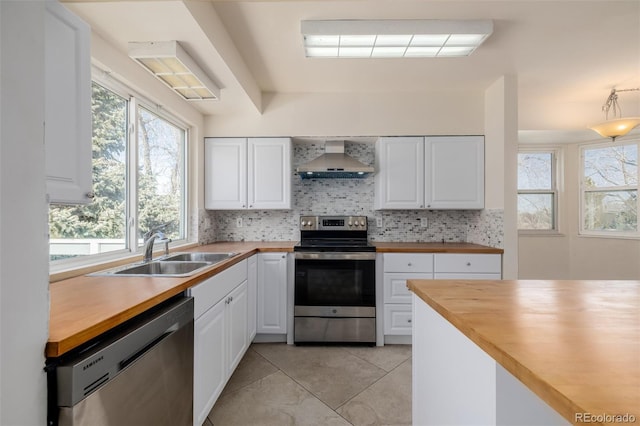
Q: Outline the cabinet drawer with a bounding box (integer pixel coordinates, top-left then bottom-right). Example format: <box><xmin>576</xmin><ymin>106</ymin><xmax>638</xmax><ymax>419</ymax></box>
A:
<box><xmin>434</xmin><ymin>273</ymin><xmax>502</xmax><ymax>280</ymax></box>
<box><xmin>384</xmin><ymin>253</ymin><xmax>433</xmax><ymax>273</ymax></box>
<box><xmin>434</xmin><ymin>254</ymin><xmax>501</xmax><ymax>274</ymax></box>
<box><xmin>383</xmin><ymin>304</ymin><xmax>413</xmax><ymax>335</ymax></box>
<box><xmin>383</xmin><ymin>273</ymin><xmax>431</xmax><ymax>304</ymax></box>
<box><xmin>190</xmin><ymin>260</ymin><xmax>248</xmax><ymax>319</ymax></box>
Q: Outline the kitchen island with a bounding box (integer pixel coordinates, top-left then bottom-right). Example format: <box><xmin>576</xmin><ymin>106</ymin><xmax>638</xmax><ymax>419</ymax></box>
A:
<box><xmin>407</xmin><ymin>279</ymin><xmax>639</xmax><ymax>426</ymax></box>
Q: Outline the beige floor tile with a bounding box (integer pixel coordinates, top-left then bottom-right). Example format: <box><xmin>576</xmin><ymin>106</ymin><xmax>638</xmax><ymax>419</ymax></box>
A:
<box><xmin>252</xmin><ymin>343</ymin><xmax>387</xmax><ymax>409</ymax></box>
<box><xmin>221</xmin><ymin>346</ymin><xmax>279</xmax><ymax>396</ymax></box>
<box><xmin>336</xmin><ymin>358</ymin><xmax>412</xmax><ymax>426</ymax></box>
<box><xmin>342</xmin><ymin>344</ymin><xmax>412</xmax><ymax>372</ymax></box>
<box><xmin>208</xmin><ymin>370</ymin><xmax>350</xmax><ymax>426</ymax></box>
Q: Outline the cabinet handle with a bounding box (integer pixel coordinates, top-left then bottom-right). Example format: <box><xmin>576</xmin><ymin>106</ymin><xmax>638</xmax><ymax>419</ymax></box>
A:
<box><xmin>282</xmin><ymin>255</ymin><xmax>286</xmax><ymax>259</ymax></box>
<box><xmin>466</xmin><ymin>262</ymin><xmax>471</xmax><ymax>266</ymax></box>
<box><xmin>407</xmin><ymin>319</ymin><xmax>412</xmax><ymax>323</ymax></box>
<box><xmin>408</xmin><ymin>263</ymin><xmax>412</xmax><ymax>266</ymax></box>
<box><xmin>86</xmin><ymin>191</ymin><xmax>95</xmax><ymax>199</ymax></box>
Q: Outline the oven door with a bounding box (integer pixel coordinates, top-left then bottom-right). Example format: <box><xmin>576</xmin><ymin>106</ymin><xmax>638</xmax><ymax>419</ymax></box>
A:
<box><xmin>294</xmin><ymin>252</ymin><xmax>375</xmax><ymax>307</ymax></box>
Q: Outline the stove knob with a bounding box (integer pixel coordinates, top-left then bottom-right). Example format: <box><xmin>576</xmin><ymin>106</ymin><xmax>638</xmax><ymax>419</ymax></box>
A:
<box><xmin>360</xmin><ymin>220</ymin><xmax>366</xmax><ymax>226</ymax></box>
<box><xmin>348</xmin><ymin>221</ymin><xmax>353</xmax><ymax>226</ymax></box>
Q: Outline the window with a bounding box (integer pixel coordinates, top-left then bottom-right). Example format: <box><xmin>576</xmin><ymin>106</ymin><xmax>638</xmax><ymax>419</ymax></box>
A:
<box><xmin>581</xmin><ymin>142</ymin><xmax>638</xmax><ymax>236</ymax></box>
<box><xmin>517</xmin><ymin>150</ymin><xmax>558</xmax><ymax>231</ymax></box>
<box><xmin>49</xmin><ymin>81</ymin><xmax>187</xmax><ymax>264</ymax></box>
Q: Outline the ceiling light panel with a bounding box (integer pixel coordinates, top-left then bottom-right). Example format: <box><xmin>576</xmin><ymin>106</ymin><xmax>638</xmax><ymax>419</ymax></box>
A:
<box><xmin>128</xmin><ymin>41</ymin><xmax>220</xmax><ymax>101</ymax></box>
<box><xmin>301</xmin><ymin>19</ymin><xmax>493</xmax><ymax>58</ymax></box>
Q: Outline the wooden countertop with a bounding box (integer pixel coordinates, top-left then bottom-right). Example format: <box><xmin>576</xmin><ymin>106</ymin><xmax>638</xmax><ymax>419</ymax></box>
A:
<box><xmin>47</xmin><ymin>242</ymin><xmax>295</xmax><ymax>358</ymax></box>
<box><xmin>407</xmin><ymin>279</ymin><xmax>640</xmax><ymax>425</ymax></box>
<box><xmin>373</xmin><ymin>242</ymin><xmax>503</xmax><ymax>254</ymax></box>
<box><xmin>47</xmin><ymin>240</ymin><xmax>500</xmax><ymax>358</ymax></box>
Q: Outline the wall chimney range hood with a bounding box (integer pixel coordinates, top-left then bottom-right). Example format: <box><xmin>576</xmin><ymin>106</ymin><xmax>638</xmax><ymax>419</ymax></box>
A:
<box><xmin>296</xmin><ymin>141</ymin><xmax>374</xmax><ymax>179</ymax></box>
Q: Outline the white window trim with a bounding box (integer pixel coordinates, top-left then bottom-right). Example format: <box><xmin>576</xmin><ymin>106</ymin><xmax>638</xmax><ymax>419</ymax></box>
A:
<box><xmin>517</xmin><ymin>146</ymin><xmax>564</xmax><ymax>235</ymax></box>
<box><xmin>579</xmin><ymin>139</ymin><xmax>640</xmax><ymax>239</ymax></box>
<box><xmin>50</xmin><ymin>67</ymin><xmax>193</xmax><ymax>274</ymax></box>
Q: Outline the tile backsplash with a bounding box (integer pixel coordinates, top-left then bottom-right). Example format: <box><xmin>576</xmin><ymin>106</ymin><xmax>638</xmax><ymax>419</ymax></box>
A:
<box><xmin>199</xmin><ymin>140</ymin><xmax>503</xmax><ymax>248</ymax></box>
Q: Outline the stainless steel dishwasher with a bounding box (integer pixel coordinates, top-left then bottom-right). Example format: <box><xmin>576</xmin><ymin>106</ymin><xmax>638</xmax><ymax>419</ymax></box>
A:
<box><xmin>47</xmin><ymin>295</ymin><xmax>194</xmax><ymax>426</ymax></box>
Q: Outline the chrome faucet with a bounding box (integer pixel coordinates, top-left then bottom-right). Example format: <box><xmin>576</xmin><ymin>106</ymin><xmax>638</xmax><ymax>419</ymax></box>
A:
<box><xmin>142</xmin><ymin>224</ymin><xmax>172</xmax><ymax>263</ymax></box>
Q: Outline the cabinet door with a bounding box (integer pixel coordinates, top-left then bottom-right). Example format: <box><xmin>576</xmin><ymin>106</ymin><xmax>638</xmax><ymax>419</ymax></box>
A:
<box><xmin>194</xmin><ymin>299</ymin><xmax>226</xmax><ymax>426</ymax></box>
<box><xmin>45</xmin><ymin>2</ymin><xmax>92</xmax><ymax>204</ymax></box>
<box><xmin>204</xmin><ymin>138</ymin><xmax>247</xmax><ymax>209</ymax></box>
<box><xmin>247</xmin><ymin>255</ymin><xmax>258</xmax><ymax>341</ymax></box>
<box><xmin>375</xmin><ymin>137</ymin><xmax>425</xmax><ymax>209</ymax></box>
<box><xmin>383</xmin><ymin>273</ymin><xmax>432</xmax><ymax>304</ymax></box>
<box><xmin>384</xmin><ymin>304</ymin><xmax>413</xmax><ymax>335</ymax></box>
<box><xmin>247</xmin><ymin>138</ymin><xmax>291</xmax><ymax>209</ymax></box>
<box><xmin>227</xmin><ymin>280</ymin><xmax>248</xmax><ymax>374</ymax></box>
<box><xmin>425</xmin><ymin>136</ymin><xmax>484</xmax><ymax>209</ymax></box>
<box><xmin>257</xmin><ymin>253</ymin><xmax>287</xmax><ymax>334</ymax></box>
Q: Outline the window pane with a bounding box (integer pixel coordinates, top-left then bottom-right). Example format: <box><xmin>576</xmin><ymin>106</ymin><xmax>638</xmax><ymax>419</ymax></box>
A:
<box><xmin>49</xmin><ymin>83</ymin><xmax>128</xmax><ymax>261</ymax></box>
<box><xmin>518</xmin><ymin>152</ymin><xmax>552</xmax><ymax>190</ymax></box>
<box><xmin>584</xmin><ymin>190</ymin><xmax>637</xmax><ymax>231</ymax></box>
<box><xmin>137</xmin><ymin>107</ymin><xmax>185</xmax><ymax>246</ymax></box>
<box><xmin>518</xmin><ymin>193</ymin><xmax>554</xmax><ymax>230</ymax></box>
<box><xmin>584</xmin><ymin>145</ymin><xmax>637</xmax><ymax>188</ymax></box>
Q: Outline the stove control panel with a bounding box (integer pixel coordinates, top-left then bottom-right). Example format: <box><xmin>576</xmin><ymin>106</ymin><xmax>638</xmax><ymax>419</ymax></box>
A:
<box><xmin>300</xmin><ymin>215</ymin><xmax>368</xmax><ymax>231</ymax></box>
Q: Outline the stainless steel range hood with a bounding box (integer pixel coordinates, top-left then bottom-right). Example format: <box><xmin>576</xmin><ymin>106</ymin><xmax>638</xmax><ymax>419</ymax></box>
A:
<box><xmin>296</xmin><ymin>141</ymin><xmax>374</xmax><ymax>179</ymax></box>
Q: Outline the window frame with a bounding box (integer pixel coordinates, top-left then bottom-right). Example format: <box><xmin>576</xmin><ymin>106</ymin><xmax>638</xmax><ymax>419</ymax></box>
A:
<box><xmin>579</xmin><ymin>139</ymin><xmax>640</xmax><ymax>239</ymax></box>
<box><xmin>49</xmin><ymin>67</ymin><xmax>192</xmax><ymax>273</ymax></box>
<box><xmin>517</xmin><ymin>147</ymin><xmax>562</xmax><ymax>235</ymax></box>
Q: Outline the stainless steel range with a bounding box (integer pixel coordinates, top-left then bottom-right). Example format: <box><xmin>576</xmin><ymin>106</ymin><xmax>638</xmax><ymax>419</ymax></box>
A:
<box><xmin>294</xmin><ymin>215</ymin><xmax>376</xmax><ymax>344</ymax></box>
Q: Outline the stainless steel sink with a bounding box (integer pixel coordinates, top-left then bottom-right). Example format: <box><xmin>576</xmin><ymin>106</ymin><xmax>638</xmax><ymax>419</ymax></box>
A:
<box><xmin>89</xmin><ymin>252</ymin><xmax>239</xmax><ymax>277</ymax></box>
<box><xmin>113</xmin><ymin>261</ymin><xmax>211</xmax><ymax>276</ymax></box>
<box><xmin>162</xmin><ymin>252</ymin><xmax>237</xmax><ymax>263</ymax></box>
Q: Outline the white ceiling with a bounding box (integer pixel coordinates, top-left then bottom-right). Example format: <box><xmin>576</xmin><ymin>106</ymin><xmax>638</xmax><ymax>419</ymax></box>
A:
<box><xmin>65</xmin><ymin>0</ymin><xmax>640</xmax><ymax>143</ymax></box>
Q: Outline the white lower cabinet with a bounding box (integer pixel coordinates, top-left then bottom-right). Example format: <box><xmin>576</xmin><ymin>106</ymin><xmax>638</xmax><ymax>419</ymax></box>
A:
<box><xmin>383</xmin><ymin>254</ymin><xmax>434</xmax><ymax>337</ymax></box>
<box><xmin>434</xmin><ymin>253</ymin><xmax>502</xmax><ymax>279</ymax></box>
<box><xmin>247</xmin><ymin>255</ymin><xmax>258</xmax><ymax>341</ymax></box>
<box><xmin>382</xmin><ymin>252</ymin><xmax>502</xmax><ymax>339</ymax></box>
<box><xmin>191</xmin><ymin>260</ymin><xmax>249</xmax><ymax>426</ymax></box>
<box><xmin>257</xmin><ymin>252</ymin><xmax>288</xmax><ymax>335</ymax></box>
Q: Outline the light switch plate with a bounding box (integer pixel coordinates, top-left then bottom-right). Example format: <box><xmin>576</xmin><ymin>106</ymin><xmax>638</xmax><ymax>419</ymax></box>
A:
<box><xmin>236</xmin><ymin>217</ymin><xmax>243</xmax><ymax>228</ymax></box>
<box><xmin>420</xmin><ymin>218</ymin><xmax>428</xmax><ymax>228</ymax></box>
<box><xmin>376</xmin><ymin>217</ymin><xmax>383</xmax><ymax>228</ymax></box>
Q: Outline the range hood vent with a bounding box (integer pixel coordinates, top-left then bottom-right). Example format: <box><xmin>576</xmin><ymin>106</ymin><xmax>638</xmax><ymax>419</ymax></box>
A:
<box><xmin>296</xmin><ymin>141</ymin><xmax>374</xmax><ymax>179</ymax></box>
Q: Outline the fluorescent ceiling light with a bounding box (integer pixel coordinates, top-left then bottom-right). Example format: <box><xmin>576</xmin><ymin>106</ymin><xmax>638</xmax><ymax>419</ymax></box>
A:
<box><xmin>128</xmin><ymin>41</ymin><xmax>220</xmax><ymax>101</ymax></box>
<box><xmin>301</xmin><ymin>19</ymin><xmax>493</xmax><ymax>58</ymax></box>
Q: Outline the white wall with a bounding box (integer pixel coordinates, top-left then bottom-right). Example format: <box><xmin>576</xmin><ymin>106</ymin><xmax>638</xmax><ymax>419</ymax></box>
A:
<box><xmin>484</xmin><ymin>75</ymin><xmax>519</xmax><ymax>279</ymax></box>
<box><xmin>205</xmin><ymin>90</ymin><xmax>485</xmax><ymax>137</ymax></box>
<box><xmin>519</xmin><ymin>140</ymin><xmax>640</xmax><ymax>279</ymax></box>
<box><xmin>1</xmin><ymin>2</ymin><xmax>50</xmax><ymax>424</ymax></box>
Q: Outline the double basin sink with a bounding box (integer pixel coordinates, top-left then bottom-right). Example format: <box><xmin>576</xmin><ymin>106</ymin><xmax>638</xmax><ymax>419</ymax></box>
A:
<box><xmin>92</xmin><ymin>252</ymin><xmax>238</xmax><ymax>277</ymax></box>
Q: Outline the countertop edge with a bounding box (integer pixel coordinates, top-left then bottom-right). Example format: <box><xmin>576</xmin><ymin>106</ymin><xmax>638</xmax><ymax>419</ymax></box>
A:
<box><xmin>406</xmin><ymin>280</ymin><xmax>614</xmax><ymax>426</ymax></box>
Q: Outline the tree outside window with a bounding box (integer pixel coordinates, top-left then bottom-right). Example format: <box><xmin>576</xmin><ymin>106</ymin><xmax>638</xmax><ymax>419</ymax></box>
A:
<box><xmin>582</xmin><ymin>143</ymin><xmax>638</xmax><ymax>234</ymax></box>
<box><xmin>49</xmin><ymin>82</ymin><xmax>187</xmax><ymax>263</ymax></box>
<box><xmin>517</xmin><ymin>151</ymin><xmax>557</xmax><ymax>231</ymax></box>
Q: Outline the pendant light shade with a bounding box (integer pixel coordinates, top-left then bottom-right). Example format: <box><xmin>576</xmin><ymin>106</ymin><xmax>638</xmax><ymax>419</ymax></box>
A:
<box><xmin>590</xmin><ymin>88</ymin><xmax>640</xmax><ymax>141</ymax></box>
<box><xmin>590</xmin><ymin>117</ymin><xmax>640</xmax><ymax>141</ymax></box>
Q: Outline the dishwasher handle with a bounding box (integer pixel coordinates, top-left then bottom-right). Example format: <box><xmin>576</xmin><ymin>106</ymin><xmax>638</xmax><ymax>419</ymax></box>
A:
<box><xmin>119</xmin><ymin>324</ymin><xmax>178</xmax><ymax>370</ymax></box>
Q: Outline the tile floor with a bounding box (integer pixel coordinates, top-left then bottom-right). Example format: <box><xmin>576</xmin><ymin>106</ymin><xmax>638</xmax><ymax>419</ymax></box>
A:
<box><xmin>205</xmin><ymin>343</ymin><xmax>412</xmax><ymax>426</ymax></box>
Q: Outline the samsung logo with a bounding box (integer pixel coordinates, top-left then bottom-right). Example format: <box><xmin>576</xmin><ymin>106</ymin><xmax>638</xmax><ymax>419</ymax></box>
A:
<box><xmin>83</xmin><ymin>356</ymin><xmax>104</xmax><ymax>371</ymax></box>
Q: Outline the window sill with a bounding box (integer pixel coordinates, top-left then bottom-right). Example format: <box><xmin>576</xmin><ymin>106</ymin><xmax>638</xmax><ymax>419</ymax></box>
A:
<box><xmin>578</xmin><ymin>233</ymin><xmax>640</xmax><ymax>241</ymax></box>
<box><xmin>518</xmin><ymin>230</ymin><xmax>565</xmax><ymax>237</ymax></box>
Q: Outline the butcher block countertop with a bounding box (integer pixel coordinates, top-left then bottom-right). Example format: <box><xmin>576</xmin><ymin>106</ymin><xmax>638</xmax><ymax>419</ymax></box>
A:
<box><xmin>47</xmin><ymin>240</ymin><xmax>500</xmax><ymax>358</ymax></box>
<box><xmin>407</xmin><ymin>279</ymin><xmax>640</xmax><ymax>425</ymax></box>
<box><xmin>47</xmin><ymin>242</ymin><xmax>296</xmax><ymax>358</ymax></box>
<box><xmin>373</xmin><ymin>241</ymin><xmax>503</xmax><ymax>253</ymax></box>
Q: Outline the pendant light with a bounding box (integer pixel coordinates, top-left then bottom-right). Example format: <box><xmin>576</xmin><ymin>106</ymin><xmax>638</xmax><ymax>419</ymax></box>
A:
<box><xmin>590</xmin><ymin>88</ymin><xmax>640</xmax><ymax>141</ymax></box>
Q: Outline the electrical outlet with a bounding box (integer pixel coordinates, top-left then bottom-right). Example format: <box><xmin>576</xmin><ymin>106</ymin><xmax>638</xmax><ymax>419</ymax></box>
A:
<box><xmin>236</xmin><ymin>217</ymin><xmax>243</xmax><ymax>228</ymax></box>
<box><xmin>376</xmin><ymin>217</ymin><xmax>383</xmax><ymax>228</ymax></box>
<box><xmin>420</xmin><ymin>218</ymin><xmax>428</xmax><ymax>228</ymax></box>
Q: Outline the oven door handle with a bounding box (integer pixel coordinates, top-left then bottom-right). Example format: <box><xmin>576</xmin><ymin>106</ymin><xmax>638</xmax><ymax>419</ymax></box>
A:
<box><xmin>294</xmin><ymin>252</ymin><xmax>376</xmax><ymax>260</ymax></box>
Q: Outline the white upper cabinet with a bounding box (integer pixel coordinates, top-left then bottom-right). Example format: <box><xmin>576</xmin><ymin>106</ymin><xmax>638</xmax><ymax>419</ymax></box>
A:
<box><xmin>375</xmin><ymin>136</ymin><xmax>484</xmax><ymax>210</ymax></box>
<box><xmin>426</xmin><ymin>136</ymin><xmax>484</xmax><ymax>209</ymax></box>
<box><xmin>375</xmin><ymin>137</ymin><xmax>424</xmax><ymax>209</ymax></box>
<box><xmin>205</xmin><ymin>137</ymin><xmax>291</xmax><ymax>210</ymax></box>
<box><xmin>205</xmin><ymin>138</ymin><xmax>247</xmax><ymax>209</ymax></box>
<box><xmin>45</xmin><ymin>1</ymin><xmax>92</xmax><ymax>205</ymax></box>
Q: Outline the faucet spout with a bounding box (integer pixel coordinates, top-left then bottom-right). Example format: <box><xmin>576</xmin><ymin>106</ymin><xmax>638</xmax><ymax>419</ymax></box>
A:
<box><xmin>142</xmin><ymin>223</ymin><xmax>172</xmax><ymax>263</ymax></box>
